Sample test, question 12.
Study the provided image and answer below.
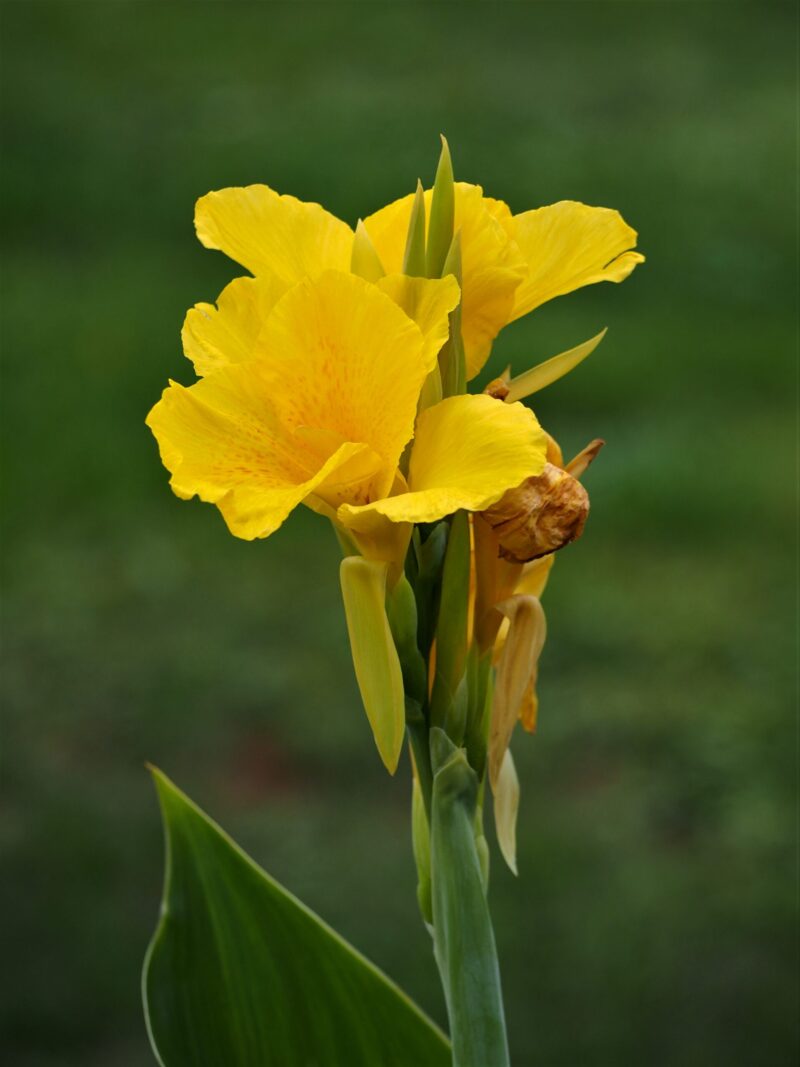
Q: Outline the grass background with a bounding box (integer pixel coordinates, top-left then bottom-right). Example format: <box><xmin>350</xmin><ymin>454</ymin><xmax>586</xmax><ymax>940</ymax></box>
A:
<box><xmin>1</xmin><ymin>2</ymin><xmax>796</xmax><ymax>1064</ymax></box>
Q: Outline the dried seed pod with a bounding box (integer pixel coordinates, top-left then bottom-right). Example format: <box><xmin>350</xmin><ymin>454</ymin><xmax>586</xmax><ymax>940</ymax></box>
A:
<box><xmin>482</xmin><ymin>462</ymin><xmax>589</xmax><ymax>563</ymax></box>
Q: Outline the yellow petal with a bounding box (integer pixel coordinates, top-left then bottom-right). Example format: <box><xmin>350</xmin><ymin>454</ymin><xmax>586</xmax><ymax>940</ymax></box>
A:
<box><xmin>364</xmin><ymin>183</ymin><xmax>526</xmax><ymax>379</ymax></box>
<box><xmin>376</xmin><ymin>273</ymin><xmax>460</xmax><ymax>372</ymax></box>
<box><xmin>505</xmin><ymin>329</ymin><xmax>607</xmax><ymax>403</ymax></box>
<box><xmin>339</xmin><ymin>556</ymin><xmax>406</xmax><ymax>773</ymax></box>
<box><xmin>516</xmin><ymin>554</ymin><xmax>555</xmax><ymax>599</ymax></box>
<box><xmin>194</xmin><ymin>184</ymin><xmax>353</xmax><ymax>285</ymax></box>
<box><xmin>489</xmin><ymin>594</ymin><xmax>546</xmax><ymax>789</ymax></box>
<box><xmin>146</xmin><ymin>367</ymin><xmax>373</xmax><ymax>540</ymax></box>
<box><xmin>520</xmin><ymin>672</ymin><xmax>540</xmax><ymax>733</ymax></box>
<box><xmin>258</xmin><ymin>271</ymin><xmax>430</xmax><ymax>486</ymax></box>
<box><xmin>181</xmin><ymin>275</ymin><xmax>286</xmax><ymax>376</ymax></box>
<box><xmin>338</xmin><ymin>393</ymin><xmax>547</xmax><ymax>527</ymax></box>
<box><xmin>510</xmin><ymin>201</ymin><xmax>644</xmax><ymax>320</ymax></box>
<box><xmin>494</xmin><ymin>748</ymin><xmax>520</xmax><ymax>875</ymax></box>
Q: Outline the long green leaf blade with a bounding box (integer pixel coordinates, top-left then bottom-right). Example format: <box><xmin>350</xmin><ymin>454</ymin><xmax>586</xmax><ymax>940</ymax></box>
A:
<box><xmin>143</xmin><ymin>769</ymin><xmax>451</xmax><ymax>1067</ymax></box>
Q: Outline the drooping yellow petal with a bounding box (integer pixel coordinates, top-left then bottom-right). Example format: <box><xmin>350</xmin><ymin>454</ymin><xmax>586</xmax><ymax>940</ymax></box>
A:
<box><xmin>181</xmin><ymin>275</ymin><xmax>287</xmax><ymax>376</ymax></box>
<box><xmin>364</xmin><ymin>183</ymin><xmax>526</xmax><ymax>379</ymax></box>
<box><xmin>489</xmin><ymin>594</ymin><xmax>546</xmax><ymax>789</ymax></box>
<box><xmin>376</xmin><ymin>273</ymin><xmax>460</xmax><ymax>372</ymax></box>
<box><xmin>517</xmin><ymin>553</ymin><xmax>555</xmax><ymax>600</ymax></box>
<box><xmin>195</xmin><ymin>184</ymin><xmax>353</xmax><ymax>284</ymax></box>
<box><xmin>338</xmin><ymin>393</ymin><xmax>547</xmax><ymax>528</ymax></box>
<box><xmin>145</xmin><ymin>365</ymin><xmax>376</xmax><ymax>540</ymax></box>
<box><xmin>520</xmin><ymin>671</ymin><xmax>540</xmax><ymax>733</ymax></box>
<box><xmin>509</xmin><ymin>201</ymin><xmax>644</xmax><ymax>320</ymax></box>
<box><xmin>257</xmin><ymin>271</ymin><xmax>430</xmax><ymax>491</ymax></box>
<box><xmin>339</xmin><ymin>557</ymin><xmax>406</xmax><ymax>774</ymax></box>
<box><xmin>494</xmin><ymin>748</ymin><xmax>520</xmax><ymax>875</ymax></box>
<box><xmin>505</xmin><ymin>329</ymin><xmax>607</xmax><ymax>403</ymax></box>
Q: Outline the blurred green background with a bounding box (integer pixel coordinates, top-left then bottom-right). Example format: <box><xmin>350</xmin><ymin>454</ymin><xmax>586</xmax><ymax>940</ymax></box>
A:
<box><xmin>1</xmin><ymin>2</ymin><xmax>796</xmax><ymax>1064</ymax></box>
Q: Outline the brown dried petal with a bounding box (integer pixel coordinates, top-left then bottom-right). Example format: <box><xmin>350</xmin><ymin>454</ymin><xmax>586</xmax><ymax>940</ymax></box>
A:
<box><xmin>483</xmin><ymin>462</ymin><xmax>590</xmax><ymax>563</ymax></box>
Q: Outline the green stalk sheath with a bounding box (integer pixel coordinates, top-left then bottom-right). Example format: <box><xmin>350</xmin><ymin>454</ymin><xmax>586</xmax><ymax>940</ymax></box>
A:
<box><xmin>430</xmin><ymin>730</ymin><xmax>510</xmax><ymax>1067</ymax></box>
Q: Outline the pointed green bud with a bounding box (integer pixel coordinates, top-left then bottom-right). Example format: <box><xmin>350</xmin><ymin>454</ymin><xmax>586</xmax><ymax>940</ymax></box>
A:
<box><xmin>438</xmin><ymin>231</ymin><xmax>467</xmax><ymax>396</ymax></box>
<box><xmin>426</xmin><ymin>135</ymin><xmax>455</xmax><ymax>278</ymax></box>
<box><xmin>350</xmin><ymin>219</ymin><xmax>386</xmax><ymax>283</ymax></box>
<box><xmin>430</xmin><ymin>511</ymin><xmax>471</xmax><ymax>740</ymax></box>
<box><xmin>402</xmin><ymin>180</ymin><xmax>427</xmax><ymax>277</ymax></box>
<box><xmin>339</xmin><ymin>557</ymin><xmax>405</xmax><ymax>774</ymax></box>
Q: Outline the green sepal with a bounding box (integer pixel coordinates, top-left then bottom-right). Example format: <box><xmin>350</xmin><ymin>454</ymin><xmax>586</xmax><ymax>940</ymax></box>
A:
<box><xmin>429</xmin><ymin>729</ymin><xmax>510</xmax><ymax>1067</ymax></box>
<box><xmin>438</xmin><ymin>232</ymin><xmax>467</xmax><ymax>396</ymax></box>
<box><xmin>402</xmin><ymin>180</ymin><xmax>427</xmax><ymax>277</ymax></box>
<box><xmin>386</xmin><ymin>573</ymin><xmax>428</xmax><ymax>706</ymax></box>
<box><xmin>143</xmin><ymin>769</ymin><xmax>451</xmax><ymax>1067</ymax></box>
<box><xmin>426</xmin><ymin>135</ymin><xmax>455</xmax><ymax>278</ymax></box>
<box><xmin>350</xmin><ymin>219</ymin><xmax>386</xmax><ymax>282</ymax></box>
<box><xmin>417</xmin><ymin>362</ymin><xmax>444</xmax><ymax>413</ymax></box>
<box><xmin>429</xmin><ymin>511</ymin><xmax>470</xmax><ymax>739</ymax></box>
<box><xmin>414</xmin><ymin>522</ymin><xmax>448</xmax><ymax>659</ymax></box>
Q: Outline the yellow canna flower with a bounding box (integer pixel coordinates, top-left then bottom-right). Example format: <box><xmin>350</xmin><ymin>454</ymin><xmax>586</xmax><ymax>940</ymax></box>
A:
<box><xmin>147</xmin><ymin>270</ymin><xmax>548</xmax><ymax>556</ymax></box>
<box><xmin>191</xmin><ymin>176</ymin><xmax>643</xmax><ymax>383</ymax></box>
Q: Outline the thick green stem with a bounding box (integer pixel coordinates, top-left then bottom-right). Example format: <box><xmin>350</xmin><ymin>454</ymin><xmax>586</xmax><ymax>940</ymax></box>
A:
<box><xmin>430</xmin><ymin>729</ymin><xmax>510</xmax><ymax>1067</ymax></box>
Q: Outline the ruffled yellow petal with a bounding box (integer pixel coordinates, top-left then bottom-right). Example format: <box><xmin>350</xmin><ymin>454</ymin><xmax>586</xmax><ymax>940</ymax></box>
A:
<box><xmin>146</xmin><ymin>365</ymin><xmax>376</xmax><ymax>540</ymax></box>
<box><xmin>509</xmin><ymin>201</ymin><xmax>644</xmax><ymax>320</ymax></box>
<box><xmin>194</xmin><ymin>184</ymin><xmax>353</xmax><ymax>285</ymax></box>
<box><xmin>364</xmin><ymin>183</ymin><xmax>526</xmax><ymax>380</ymax></box>
<box><xmin>338</xmin><ymin>393</ymin><xmax>547</xmax><ymax>527</ymax></box>
<box><xmin>376</xmin><ymin>274</ymin><xmax>460</xmax><ymax>372</ymax></box>
<box><xmin>257</xmin><ymin>271</ymin><xmax>430</xmax><ymax>490</ymax></box>
<box><xmin>181</xmin><ymin>275</ymin><xmax>286</xmax><ymax>376</ymax></box>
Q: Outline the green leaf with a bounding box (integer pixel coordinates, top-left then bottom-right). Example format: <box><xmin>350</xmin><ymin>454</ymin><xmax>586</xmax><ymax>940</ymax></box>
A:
<box><xmin>340</xmin><ymin>556</ymin><xmax>406</xmax><ymax>773</ymax></box>
<box><xmin>143</xmin><ymin>769</ymin><xmax>451</xmax><ymax>1067</ymax></box>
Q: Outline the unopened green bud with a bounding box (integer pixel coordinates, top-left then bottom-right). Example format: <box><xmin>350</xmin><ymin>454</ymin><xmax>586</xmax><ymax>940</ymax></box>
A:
<box><xmin>426</xmin><ymin>135</ymin><xmax>455</xmax><ymax>278</ymax></box>
<box><xmin>339</xmin><ymin>557</ymin><xmax>405</xmax><ymax>774</ymax></box>
<box><xmin>402</xmin><ymin>180</ymin><xmax>427</xmax><ymax>277</ymax></box>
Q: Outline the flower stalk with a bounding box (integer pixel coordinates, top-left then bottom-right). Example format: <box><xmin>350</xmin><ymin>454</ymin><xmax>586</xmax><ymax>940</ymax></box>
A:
<box><xmin>430</xmin><ymin>729</ymin><xmax>510</xmax><ymax>1067</ymax></box>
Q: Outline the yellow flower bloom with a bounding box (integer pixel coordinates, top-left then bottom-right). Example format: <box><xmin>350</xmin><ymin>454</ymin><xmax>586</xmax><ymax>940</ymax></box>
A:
<box><xmin>147</xmin><ymin>271</ymin><xmax>548</xmax><ymax>554</ymax></box>
<box><xmin>191</xmin><ymin>178</ymin><xmax>643</xmax><ymax>382</ymax></box>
